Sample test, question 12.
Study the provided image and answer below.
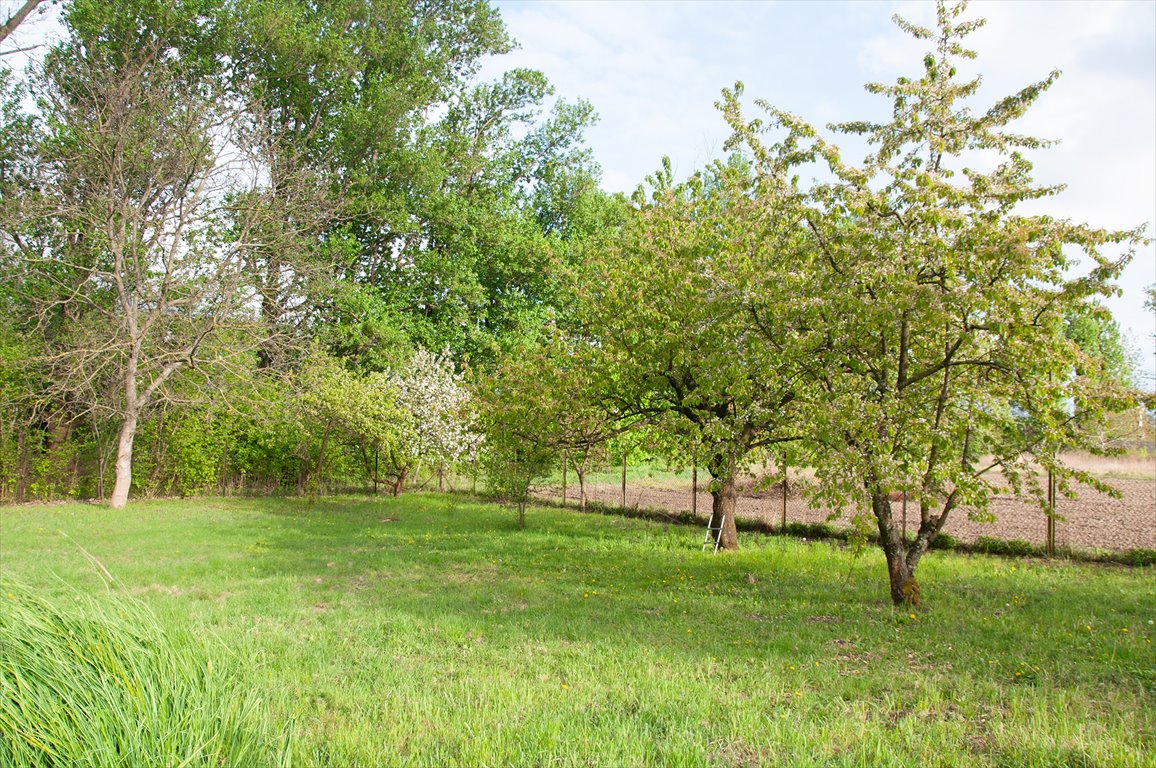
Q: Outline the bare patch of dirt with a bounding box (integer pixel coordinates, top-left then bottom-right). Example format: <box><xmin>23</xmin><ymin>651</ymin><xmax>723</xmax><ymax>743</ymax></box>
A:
<box><xmin>544</xmin><ymin>473</ymin><xmax>1156</xmax><ymax>551</ymax></box>
<box><xmin>714</xmin><ymin>738</ymin><xmax>764</xmax><ymax>768</ymax></box>
<box><xmin>129</xmin><ymin>583</ymin><xmax>188</xmax><ymax>597</ymax></box>
<box><xmin>442</xmin><ymin>564</ymin><xmax>500</xmax><ymax>585</ymax></box>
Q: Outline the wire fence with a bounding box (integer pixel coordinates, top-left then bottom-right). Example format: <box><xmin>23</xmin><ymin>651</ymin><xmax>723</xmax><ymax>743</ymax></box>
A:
<box><xmin>539</xmin><ymin>471</ymin><xmax>1156</xmax><ymax>552</ymax></box>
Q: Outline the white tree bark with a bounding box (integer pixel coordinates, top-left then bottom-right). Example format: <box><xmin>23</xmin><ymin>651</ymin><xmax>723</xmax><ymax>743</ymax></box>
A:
<box><xmin>109</xmin><ymin>405</ymin><xmax>138</xmax><ymax>509</ymax></box>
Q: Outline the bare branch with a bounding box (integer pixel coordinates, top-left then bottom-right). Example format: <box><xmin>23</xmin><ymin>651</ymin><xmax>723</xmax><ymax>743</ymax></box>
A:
<box><xmin>0</xmin><ymin>0</ymin><xmax>44</xmax><ymax>46</ymax></box>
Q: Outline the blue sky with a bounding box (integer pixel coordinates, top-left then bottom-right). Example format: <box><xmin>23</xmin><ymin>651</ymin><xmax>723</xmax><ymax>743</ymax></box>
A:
<box><xmin>487</xmin><ymin>0</ymin><xmax>1156</xmax><ymax>385</ymax></box>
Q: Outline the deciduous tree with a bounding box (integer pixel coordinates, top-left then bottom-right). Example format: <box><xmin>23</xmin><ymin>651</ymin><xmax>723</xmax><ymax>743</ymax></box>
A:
<box><xmin>726</xmin><ymin>0</ymin><xmax>1145</xmax><ymax>603</ymax></box>
<box><xmin>2</xmin><ymin>0</ymin><xmax>262</xmax><ymax>508</ymax></box>
<box><xmin>578</xmin><ymin>157</ymin><xmax>812</xmax><ymax>550</ymax></box>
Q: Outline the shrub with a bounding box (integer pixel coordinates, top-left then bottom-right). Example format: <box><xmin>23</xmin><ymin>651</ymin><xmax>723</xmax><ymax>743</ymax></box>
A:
<box><xmin>970</xmin><ymin>536</ymin><xmax>1039</xmax><ymax>557</ymax></box>
<box><xmin>1006</xmin><ymin>539</ymin><xmax>1038</xmax><ymax>557</ymax></box>
<box><xmin>929</xmin><ymin>532</ymin><xmax>957</xmax><ymax>551</ymax></box>
<box><xmin>0</xmin><ymin>583</ymin><xmax>287</xmax><ymax>768</ymax></box>
<box><xmin>1115</xmin><ymin>548</ymin><xmax>1156</xmax><ymax>567</ymax></box>
<box><xmin>783</xmin><ymin>522</ymin><xmax>838</xmax><ymax>540</ymax></box>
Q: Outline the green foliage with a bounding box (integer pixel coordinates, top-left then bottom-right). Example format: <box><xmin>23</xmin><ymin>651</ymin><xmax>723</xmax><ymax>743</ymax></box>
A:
<box><xmin>781</xmin><ymin>521</ymin><xmax>839</xmax><ymax>540</ymax></box>
<box><xmin>574</xmin><ymin>155</ymin><xmax>811</xmax><ymax>547</ymax></box>
<box><xmin>971</xmin><ymin>536</ymin><xmax>1038</xmax><ymax>557</ymax></box>
<box><xmin>313</xmin><ymin>281</ymin><xmax>412</xmax><ymax>373</ymax></box>
<box><xmin>476</xmin><ymin>342</ymin><xmax>568</xmax><ymax>520</ymax></box>
<box><xmin>59</xmin><ymin>0</ymin><xmax>227</xmax><ymax>78</ymax></box>
<box><xmin>0</xmin><ymin>582</ymin><xmax>283</xmax><ymax>767</ymax></box>
<box><xmin>293</xmin><ymin>348</ymin><xmax>404</xmax><ymax>493</ymax></box>
<box><xmin>1115</xmin><ymin>548</ymin><xmax>1156</xmax><ymax>567</ymax></box>
<box><xmin>228</xmin><ymin>0</ymin><xmax>515</xmax><ymax>365</ymax></box>
<box><xmin>229</xmin><ymin>0</ymin><xmax>597</xmax><ymax>366</ymax></box>
<box><xmin>1064</xmin><ymin>302</ymin><xmax>1137</xmax><ymax>387</ymax></box>
<box><xmin>0</xmin><ymin>66</ymin><xmax>34</xmax><ymax>209</ymax></box>
<box><xmin>1</xmin><ymin>0</ymin><xmax>605</xmax><ymax>504</ymax></box>
<box><xmin>395</xmin><ymin>79</ymin><xmax>601</xmax><ymax>361</ymax></box>
<box><xmin>928</xmin><ymin>532</ymin><xmax>960</xmax><ymax>551</ymax></box>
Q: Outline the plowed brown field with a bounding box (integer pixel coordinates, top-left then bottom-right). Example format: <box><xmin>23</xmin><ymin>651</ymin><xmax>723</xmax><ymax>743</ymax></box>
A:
<box><xmin>543</xmin><ymin>453</ymin><xmax>1156</xmax><ymax>551</ymax></box>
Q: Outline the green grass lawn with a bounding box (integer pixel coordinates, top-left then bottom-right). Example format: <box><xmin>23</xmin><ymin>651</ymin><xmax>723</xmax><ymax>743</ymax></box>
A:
<box><xmin>1</xmin><ymin>495</ymin><xmax>1153</xmax><ymax>767</ymax></box>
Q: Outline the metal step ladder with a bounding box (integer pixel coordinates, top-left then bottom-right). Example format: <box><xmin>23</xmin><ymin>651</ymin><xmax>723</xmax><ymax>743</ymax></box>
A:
<box><xmin>702</xmin><ymin>509</ymin><xmax>724</xmax><ymax>554</ymax></box>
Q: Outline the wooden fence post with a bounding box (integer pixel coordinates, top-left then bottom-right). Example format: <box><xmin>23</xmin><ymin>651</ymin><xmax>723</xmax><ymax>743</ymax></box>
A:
<box><xmin>1046</xmin><ymin>466</ymin><xmax>1056</xmax><ymax>557</ymax></box>
<box><xmin>780</xmin><ymin>460</ymin><xmax>788</xmax><ymax>531</ymax></box>
<box><xmin>691</xmin><ymin>461</ymin><xmax>698</xmax><ymax>518</ymax></box>
<box><xmin>621</xmin><ymin>452</ymin><xmax>627</xmax><ymax>509</ymax></box>
<box><xmin>561</xmin><ymin>450</ymin><xmax>567</xmax><ymax>508</ymax></box>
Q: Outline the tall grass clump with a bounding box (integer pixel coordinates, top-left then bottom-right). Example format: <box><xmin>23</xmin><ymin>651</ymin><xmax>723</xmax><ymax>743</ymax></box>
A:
<box><xmin>0</xmin><ymin>581</ymin><xmax>288</xmax><ymax>768</ymax></box>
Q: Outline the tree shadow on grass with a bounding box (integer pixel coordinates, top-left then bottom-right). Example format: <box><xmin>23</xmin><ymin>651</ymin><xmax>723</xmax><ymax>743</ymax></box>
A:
<box><xmin>242</xmin><ymin>493</ymin><xmax>1155</xmax><ymax>690</ymax></box>
<box><xmin>248</xmin><ymin>495</ymin><xmax>932</xmax><ymax>670</ymax></box>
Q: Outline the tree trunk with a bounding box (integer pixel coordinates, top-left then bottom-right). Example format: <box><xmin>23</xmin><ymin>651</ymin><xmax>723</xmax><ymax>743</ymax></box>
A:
<box><xmin>0</xmin><ymin>0</ymin><xmax>45</xmax><ymax>45</ymax></box>
<box><xmin>15</xmin><ymin>422</ymin><xmax>27</xmax><ymax>503</ymax></box>
<box><xmin>872</xmin><ymin>490</ymin><xmax>919</xmax><ymax>606</ymax></box>
<box><xmin>109</xmin><ymin>355</ymin><xmax>145</xmax><ymax>510</ymax></box>
<box><xmin>109</xmin><ymin>406</ymin><xmax>139</xmax><ymax>509</ymax></box>
<box><xmin>220</xmin><ymin>434</ymin><xmax>229</xmax><ymax>496</ymax></box>
<box><xmin>93</xmin><ymin>418</ymin><xmax>108</xmax><ymax>502</ymax></box>
<box><xmin>708</xmin><ymin>470</ymin><xmax>739</xmax><ymax>551</ymax></box>
<box><xmin>691</xmin><ymin>461</ymin><xmax>698</xmax><ymax>518</ymax></box>
<box><xmin>1046</xmin><ymin>466</ymin><xmax>1056</xmax><ymax>557</ymax></box>
<box><xmin>373</xmin><ymin>444</ymin><xmax>380</xmax><ymax>495</ymax></box>
<box><xmin>391</xmin><ymin>466</ymin><xmax>409</xmax><ymax>497</ymax></box>
<box><xmin>0</xmin><ymin>416</ymin><xmax>10</xmax><ymax>503</ymax></box>
<box><xmin>0</xmin><ymin>415</ymin><xmax>7</xmax><ymax>503</ymax></box>
<box><xmin>573</xmin><ymin>454</ymin><xmax>588</xmax><ymax>512</ymax></box>
<box><xmin>258</xmin><ymin>255</ymin><xmax>283</xmax><ymax>369</ymax></box>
